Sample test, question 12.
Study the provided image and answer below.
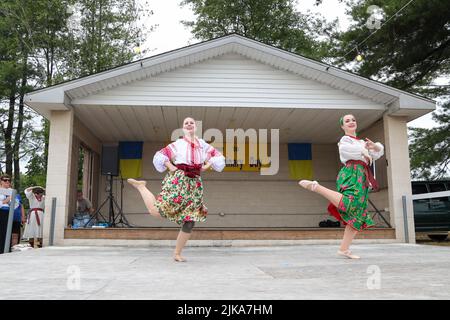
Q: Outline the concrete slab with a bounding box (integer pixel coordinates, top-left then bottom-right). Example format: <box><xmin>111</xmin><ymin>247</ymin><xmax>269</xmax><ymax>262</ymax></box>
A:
<box><xmin>0</xmin><ymin>243</ymin><xmax>449</xmax><ymax>300</ymax></box>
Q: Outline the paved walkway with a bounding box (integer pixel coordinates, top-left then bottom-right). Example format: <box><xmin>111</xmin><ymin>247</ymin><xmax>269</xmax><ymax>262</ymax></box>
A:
<box><xmin>1</xmin><ymin>243</ymin><xmax>449</xmax><ymax>299</ymax></box>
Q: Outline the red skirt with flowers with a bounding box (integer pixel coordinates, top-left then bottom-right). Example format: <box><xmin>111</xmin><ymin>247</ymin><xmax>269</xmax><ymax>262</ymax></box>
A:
<box><xmin>327</xmin><ymin>162</ymin><xmax>375</xmax><ymax>231</ymax></box>
<box><xmin>155</xmin><ymin>169</ymin><xmax>207</xmax><ymax>225</ymax></box>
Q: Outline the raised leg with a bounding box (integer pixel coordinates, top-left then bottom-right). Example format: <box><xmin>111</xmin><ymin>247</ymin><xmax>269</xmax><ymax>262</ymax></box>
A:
<box><xmin>299</xmin><ymin>180</ymin><xmax>343</xmax><ymax>207</ymax></box>
<box><xmin>127</xmin><ymin>179</ymin><xmax>162</xmax><ymax>219</ymax></box>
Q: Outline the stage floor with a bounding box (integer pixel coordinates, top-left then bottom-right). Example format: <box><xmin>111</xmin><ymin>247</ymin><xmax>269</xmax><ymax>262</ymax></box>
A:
<box><xmin>1</xmin><ymin>243</ymin><xmax>449</xmax><ymax>299</ymax></box>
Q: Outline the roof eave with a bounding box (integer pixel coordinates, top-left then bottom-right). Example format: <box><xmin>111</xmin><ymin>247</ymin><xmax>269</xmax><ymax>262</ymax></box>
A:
<box><xmin>25</xmin><ymin>90</ymin><xmax>71</xmax><ymax>119</ymax></box>
<box><xmin>24</xmin><ymin>34</ymin><xmax>436</xmax><ymax>118</ymax></box>
<box><xmin>387</xmin><ymin>93</ymin><xmax>436</xmax><ymax>121</ymax></box>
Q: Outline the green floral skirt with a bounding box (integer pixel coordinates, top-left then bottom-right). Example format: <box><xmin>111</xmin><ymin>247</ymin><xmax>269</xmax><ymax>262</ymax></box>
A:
<box><xmin>155</xmin><ymin>169</ymin><xmax>207</xmax><ymax>225</ymax></box>
<box><xmin>328</xmin><ymin>162</ymin><xmax>375</xmax><ymax>231</ymax></box>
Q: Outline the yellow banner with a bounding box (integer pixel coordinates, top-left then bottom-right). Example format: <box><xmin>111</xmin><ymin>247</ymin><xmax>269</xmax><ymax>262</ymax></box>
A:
<box><xmin>120</xmin><ymin>159</ymin><xmax>142</xmax><ymax>178</ymax></box>
<box><xmin>211</xmin><ymin>142</ymin><xmax>271</xmax><ymax>172</ymax></box>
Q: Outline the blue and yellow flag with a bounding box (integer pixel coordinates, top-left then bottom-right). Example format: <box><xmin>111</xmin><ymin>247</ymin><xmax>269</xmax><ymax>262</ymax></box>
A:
<box><xmin>119</xmin><ymin>141</ymin><xmax>143</xmax><ymax>178</ymax></box>
<box><xmin>288</xmin><ymin>143</ymin><xmax>313</xmax><ymax>180</ymax></box>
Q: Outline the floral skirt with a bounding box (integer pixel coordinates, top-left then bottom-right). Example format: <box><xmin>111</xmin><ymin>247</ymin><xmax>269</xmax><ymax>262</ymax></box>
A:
<box><xmin>155</xmin><ymin>169</ymin><xmax>207</xmax><ymax>225</ymax></box>
<box><xmin>328</xmin><ymin>162</ymin><xmax>375</xmax><ymax>231</ymax></box>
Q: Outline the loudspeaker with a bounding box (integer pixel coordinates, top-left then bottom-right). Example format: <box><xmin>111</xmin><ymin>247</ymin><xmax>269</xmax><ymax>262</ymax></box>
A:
<box><xmin>101</xmin><ymin>145</ymin><xmax>119</xmax><ymax>176</ymax></box>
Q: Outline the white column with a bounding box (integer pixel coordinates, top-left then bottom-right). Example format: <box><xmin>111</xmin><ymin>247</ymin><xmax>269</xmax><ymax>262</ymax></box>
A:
<box><xmin>383</xmin><ymin>114</ymin><xmax>415</xmax><ymax>243</ymax></box>
<box><xmin>43</xmin><ymin>110</ymin><xmax>74</xmax><ymax>246</ymax></box>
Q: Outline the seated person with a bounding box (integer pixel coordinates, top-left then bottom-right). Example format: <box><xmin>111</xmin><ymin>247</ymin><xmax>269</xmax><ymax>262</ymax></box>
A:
<box><xmin>73</xmin><ymin>190</ymin><xmax>95</xmax><ymax>228</ymax></box>
<box><xmin>76</xmin><ymin>190</ymin><xmax>94</xmax><ymax>216</ymax></box>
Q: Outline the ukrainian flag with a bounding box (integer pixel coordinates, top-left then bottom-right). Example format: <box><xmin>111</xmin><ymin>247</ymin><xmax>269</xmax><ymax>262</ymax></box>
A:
<box><xmin>119</xmin><ymin>141</ymin><xmax>143</xmax><ymax>178</ymax></box>
<box><xmin>288</xmin><ymin>143</ymin><xmax>313</xmax><ymax>180</ymax></box>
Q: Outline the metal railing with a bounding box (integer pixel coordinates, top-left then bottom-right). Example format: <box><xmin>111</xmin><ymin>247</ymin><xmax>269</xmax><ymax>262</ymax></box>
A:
<box><xmin>411</xmin><ymin>190</ymin><xmax>450</xmax><ymax>201</ymax></box>
<box><xmin>1</xmin><ymin>188</ymin><xmax>17</xmax><ymax>254</ymax></box>
<box><xmin>49</xmin><ymin>197</ymin><xmax>57</xmax><ymax>246</ymax></box>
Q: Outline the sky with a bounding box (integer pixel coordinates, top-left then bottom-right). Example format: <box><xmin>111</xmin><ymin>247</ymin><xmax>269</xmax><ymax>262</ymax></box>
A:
<box><xmin>137</xmin><ymin>0</ymin><xmax>442</xmax><ymax>129</ymax></box>
<box><xmin>140</xmin><ymin>0</ymin><xmax>352</xmax><ymax>55</ymax></box>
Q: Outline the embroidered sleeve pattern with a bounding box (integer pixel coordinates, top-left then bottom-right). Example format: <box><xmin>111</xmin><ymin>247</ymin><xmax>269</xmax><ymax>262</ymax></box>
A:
<box><xmin>203</xmin><ymin>141</ymin><xmax>226</xmax><ymax>172</ymax></box>
<box><xmin>338</xmin><ymin>136</ymin><xmax>365</xmax><ymax>163</ymax></box>
<box><xmin>153</xmin><ymin>143</ymin><xmax>176</xmax><ymax>173</ymax></box>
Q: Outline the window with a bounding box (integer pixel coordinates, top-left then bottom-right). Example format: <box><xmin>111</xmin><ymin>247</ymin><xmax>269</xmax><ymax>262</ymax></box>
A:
<box><xmin>413</xmin><ymin>199</ymin><xmax>430</xmax><ymax>211</ymax></box>
<box><xmin>412</xmin><ymin>183</ymin><xmax>428</xmax><ymax>195</ymax></box>
<box><xmin>429</xmin><ymin>183</ymin><xmax>446</xmax><ymax>193</ymax></box>
<box><xmin>429</xmin><ymin>198</ymin><xmax>447</xmax><ymax>209</ymax></box>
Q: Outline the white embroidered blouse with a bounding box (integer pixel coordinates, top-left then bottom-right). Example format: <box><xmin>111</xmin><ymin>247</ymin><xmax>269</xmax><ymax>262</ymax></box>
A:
<box><xmin>338</xmin><ymin>135</ymin><xmax>384</xmax><ymax>164</ymax></box>
<box><xmin>153</xmin><ymin>137</ymin><xmax>226</xmax><ymax>173</ymax></box>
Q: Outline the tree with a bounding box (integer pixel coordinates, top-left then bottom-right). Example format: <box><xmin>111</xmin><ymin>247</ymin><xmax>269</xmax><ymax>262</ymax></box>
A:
<box><xmin>409</xmin><ymin>100</ymin><xmax>450</xmax><ymax>180</ymax></box>
<box><xmin>180</xmin><ymin>0</ymin><xmax>338</xmax><ymax>60</ymax></box>
<box><xmin>0</xmin><ymin>0</ymin><xmax>33</xmax><ymax>181</ymax></box>
<box><xmin>33</xmin><ymin>0</ymin><xmax>76</xmax><ymax>87</ymax></box>
<box><xmin>0</xmin><ymin>0</ymin><xmax>71</xmax><ymax>189</ymax></box>
<box><xmin>0</xmin><ymin>0</ymin><xmax>154</xmax><ymax>194</ymax></box>
<box><xmin>323</xmin><ymin>0</ymin><xmax>449</xmax><ymax>178</ymax></box>
<box><xmin>71</xmin><ymin>0</ymin><xmax>154</xmax><ymax>77</ymax></box>
<box><xmin>331</xmin><ymin>0</ymin><xmax>449</xmax><ymax>98</ymax></box>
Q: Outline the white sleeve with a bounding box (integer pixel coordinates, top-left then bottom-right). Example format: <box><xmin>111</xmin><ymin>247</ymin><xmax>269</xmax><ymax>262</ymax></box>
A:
<box><xmin>25</xmin><ymin>188</ymin><xmax>34</xmax><ymax>200</ymax></box>
<box><xmin>201</xmin><ymin>140</ymin><xmax>226</xmax><ymax>172</ymax></box>
<box><xmin>209</xmin><ymin>154</ymin><xmax>226</xmax><ymax>172</ymax></box>
<box><xmin>369</xmin><ymin>142</ymin><xmax>384</xmax><ymax>161</ymax></box>
<box><xmin>153</xmin><ymin>142</ymin><xmax>178</xmax><ymax>173</ymax></box>
<box><xmin>338</xmin><ymin>136</ymin><xmax>365</xmax><ymax>163</ymax></box>
<box><xmin>153</xmin><ymin>152</ymin><xmax>169</xmax><ymax>173</ymax></box>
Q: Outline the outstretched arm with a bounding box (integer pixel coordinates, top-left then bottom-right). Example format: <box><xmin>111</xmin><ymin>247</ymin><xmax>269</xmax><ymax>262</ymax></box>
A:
<box><xmin>365</xmin><ymin>138</ymin><xmax>384</xmax><ymax>161</ymax></box>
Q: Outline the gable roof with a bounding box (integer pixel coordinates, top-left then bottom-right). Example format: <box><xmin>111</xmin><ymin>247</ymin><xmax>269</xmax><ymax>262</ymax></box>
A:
<box><xmin>25</xmin><ymin>33</ymin><xmax>435</xmax><ymax>120</ymax></box>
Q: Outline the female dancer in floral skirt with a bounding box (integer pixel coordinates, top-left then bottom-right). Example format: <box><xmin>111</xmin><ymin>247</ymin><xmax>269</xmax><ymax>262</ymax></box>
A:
<box><xmin>299</xmin><ymin>114</ymin><xmax>384</xmax><ymax>259</ymax></box>
<box><xmin>128</xmin><ymin>117</ymin><xmax>225</xmax><ymax>262</ymax></box>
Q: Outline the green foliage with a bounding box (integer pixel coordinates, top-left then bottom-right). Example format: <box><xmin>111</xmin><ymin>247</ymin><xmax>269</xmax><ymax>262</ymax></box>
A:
<box><xmin>180</xmin><ymin>0</ymin><xmax>338</xmax><ymax>60</ymax></box>
<box><xmin>0</xmin><ymin>0</ymin><xmax>153</xmax><ymax>188</ymax></box>
<box><xmin>70</xmin><ymin>0</ymin><xmax>154</xmax><ymax>77</ymax></box>
<box><xmin>332</xmin><ymin>0</ymin><xmax>449</xmax><ymax>98</ymax></box>
<box><xmin>323</xmin><ymin>0</ymin><xmax>449</xmax><ymax>178</ymax></box>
